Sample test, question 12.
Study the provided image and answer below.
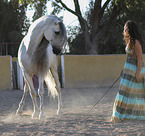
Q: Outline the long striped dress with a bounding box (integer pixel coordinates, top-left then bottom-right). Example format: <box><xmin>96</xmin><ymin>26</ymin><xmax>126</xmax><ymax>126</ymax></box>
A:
<box><xmin>111</xmin><ymin>45</ymin><xmax>145</xmax><ymax>122</ymax></box>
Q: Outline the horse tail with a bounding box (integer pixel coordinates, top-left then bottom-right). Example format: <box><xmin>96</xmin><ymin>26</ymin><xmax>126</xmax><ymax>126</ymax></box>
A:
<box><xmin>44</xmin><ymin>70</ymin><xmax>58</xmax><ymax>99</ymax></box>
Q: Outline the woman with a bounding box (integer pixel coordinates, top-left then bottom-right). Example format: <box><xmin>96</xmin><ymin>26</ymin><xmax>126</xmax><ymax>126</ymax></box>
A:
<box><xmin>111</xmin><ymin>20</ymin><xmax>145</xmax><ymax>122</ymax></box>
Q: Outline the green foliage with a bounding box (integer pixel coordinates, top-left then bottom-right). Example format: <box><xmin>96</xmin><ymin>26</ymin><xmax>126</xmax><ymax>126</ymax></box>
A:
<box><xmin>110</xmin><ymin>0</ymin><xmax>145</xmax><ymax>53</ymax></box>
<box><xmin>2</xmin><ymin>0</ymin><xmax>145</xmax><ymax>55</ymax></box>
<box><xmin>19</xmin><ymin>0</ymin><xmax>48</xmax><ymax>5</ymax></box>
<box><xmin>51</xmin><ymin>1</ymin><xmax>63</xmax><ymax>15</ymax></box>
<box><xmin>0</xmin><ymin>0</ymin><xmax>29</xmax><ymax>56</ymax></box>
<box><xmin>69</xmin><ymin>33</ymin><xmax>87</xmax><ymax>54</ymax></box>
<box><xmin>67</xmin><ymin>26</ymin><xmax>81</xmax><ymax>42</ymax></box>
<box><xmin>0</xmin><ymin>0</ymin><xmax>28</xmax><ymax>42</ymax></box>
<box><xmin>32</xmin><ymin>2</ymin><xmax>47</xmax><ymax>21</ymax></box>
<box><xmin>69</xmin><ymin>0</ymin><xmax>145</xmax><ymax>54</ymax></box>
<box><xmin>19</xmin><ymin>0</ymin><xmax>49</xmax><ymax>21</ymax></box>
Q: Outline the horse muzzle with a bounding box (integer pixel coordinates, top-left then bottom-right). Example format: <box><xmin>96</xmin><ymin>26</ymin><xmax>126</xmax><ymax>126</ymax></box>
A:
<box><xmin>52</xmin><ymin>46</ymin><xmax>62</xmax><ymax>55</ymax></box>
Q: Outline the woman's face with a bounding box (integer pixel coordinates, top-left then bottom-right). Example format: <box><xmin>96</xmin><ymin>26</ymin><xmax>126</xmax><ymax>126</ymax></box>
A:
<box><xmin>123</xmin><ymin>25</ymin><xmax>127</xmax><ymax>35</ymax></box>
<box><xmin>123</xmin><ymin>24</ymin><xmax>129</xmax><ymax>37</ymax></box>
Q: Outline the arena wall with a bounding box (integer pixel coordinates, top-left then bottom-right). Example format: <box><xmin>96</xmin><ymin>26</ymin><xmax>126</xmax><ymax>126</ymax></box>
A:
<box><xmin>1</xmin><ymin>55</ymin><xmax>145</xmax><ymax>90</ymax></box>
<box><xmin>61</xmin><ymin>55</ymin><xmax>145</xmax><ymax>88</ymax></box>
<box><xmin>0</xmin><ymin>56</ymin><xmax>13</xmax><ymax>90</ymax></box>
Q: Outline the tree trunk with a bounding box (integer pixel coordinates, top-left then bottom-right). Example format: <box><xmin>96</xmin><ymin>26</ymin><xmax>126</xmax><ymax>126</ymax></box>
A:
<box><xmin>56</xmin><ymin>0</ymin><xmax>123</xmax><ymax>55</ymax></box>
<box><xmin>83</xmin><ymin>27</ymin><xmax>98</xmax><ymax>54</ymax></box>
<box><xmin>89</xmin><ymin>40</ymin><xmax>98</xmax><ymax>54</ymax></box>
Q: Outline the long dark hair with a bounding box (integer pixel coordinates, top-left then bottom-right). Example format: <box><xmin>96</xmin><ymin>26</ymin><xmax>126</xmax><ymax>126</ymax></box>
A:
<box><xmin>123</xmin><ymin>20</ymin><xmax>143</xmax><ymax>46</ymax></box>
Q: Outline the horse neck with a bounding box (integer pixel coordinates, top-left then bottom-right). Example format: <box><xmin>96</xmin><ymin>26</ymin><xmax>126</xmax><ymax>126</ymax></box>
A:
<box><xmin>26</xmin><ymin>28</ymin><xmax>44</xmax><ymax>55</ymax></box>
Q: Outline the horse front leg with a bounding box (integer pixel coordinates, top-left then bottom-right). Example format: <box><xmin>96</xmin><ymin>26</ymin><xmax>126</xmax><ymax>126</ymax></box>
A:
<box><xmin>38</xmin><ymin>76</ymin><xmax>45</xmax><ymax>119</ymax></box>
<box><xmin>51</xmin><ymin>68</ymin><xmax>62</xmax><ymax>115</ymax></box>
<box><xmin>57</xmin><ymin>88</ymin><xmax>62</xmax><ymax>115</ymax></box>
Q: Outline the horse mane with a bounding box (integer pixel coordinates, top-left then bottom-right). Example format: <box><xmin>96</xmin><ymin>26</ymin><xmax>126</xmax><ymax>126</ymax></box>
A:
<box><xmin>22</xmin><ymin>15</ymin><xmax>67</xmax><ymax>75</ymax></box>
<box><xmin>59</xmin><ymin>21</ymin><xmax>66</xmax><ymax>40</ymax></box>
<box><xmin>31</xmin><ymin>37</ymin><xmax>49</xmax><ymax>75</ymax></box>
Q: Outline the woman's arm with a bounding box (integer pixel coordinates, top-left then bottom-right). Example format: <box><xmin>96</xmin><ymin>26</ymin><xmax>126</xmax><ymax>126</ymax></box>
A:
<box><xmin>134</xmin><ymin>40</ymin><xmax>142</xmax><ymax>82</ymax></box>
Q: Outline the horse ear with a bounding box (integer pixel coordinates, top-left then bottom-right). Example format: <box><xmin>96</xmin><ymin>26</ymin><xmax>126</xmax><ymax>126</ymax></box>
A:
<box><xmin>54</xmin><ymin>17</ymin><xmax>63</xmax><ymax>25</ymax></box>
<box><xmin>59</xmin><ymin>16</ymin><xmax>63</xmax><ymax>20</ymax></box>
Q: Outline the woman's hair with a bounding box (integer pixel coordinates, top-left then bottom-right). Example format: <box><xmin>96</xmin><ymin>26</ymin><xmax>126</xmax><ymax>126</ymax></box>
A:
<box><xmin>123</xmin><ymin>20</ymin><xmax>143</xmax><ymax>46</ymax></box>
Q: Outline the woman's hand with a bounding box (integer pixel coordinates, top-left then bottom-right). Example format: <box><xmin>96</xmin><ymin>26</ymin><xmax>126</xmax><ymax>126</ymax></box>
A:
<box><xmin>134</xmin><ymin>40</ymin><xmax>142</xmax><ymax>83</ymax></box>
<box><xmin>136</xmin><ymin>73</ymin><xmax>142</xmax><ymax>82</ymax></box>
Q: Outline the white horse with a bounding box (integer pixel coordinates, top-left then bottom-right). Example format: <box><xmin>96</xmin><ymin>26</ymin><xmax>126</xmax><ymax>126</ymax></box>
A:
<box><xmin>16</xmin><ymin>15</ymin><xmax>67</xmax><ymax>119</ymax></box>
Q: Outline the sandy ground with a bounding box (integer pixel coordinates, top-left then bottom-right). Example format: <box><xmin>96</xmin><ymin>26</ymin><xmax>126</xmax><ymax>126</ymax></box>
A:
<box><xmin>0</xmin><ymin>86</ymin><xmax>145</xmax><ymax>136</ymax></box>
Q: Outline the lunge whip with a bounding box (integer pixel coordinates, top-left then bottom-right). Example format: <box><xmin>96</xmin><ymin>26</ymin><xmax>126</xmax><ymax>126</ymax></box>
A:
<box><xmin>86</xmin><ymin>74</ymin><xmax>122</xmax><ymax>115</ymax></box>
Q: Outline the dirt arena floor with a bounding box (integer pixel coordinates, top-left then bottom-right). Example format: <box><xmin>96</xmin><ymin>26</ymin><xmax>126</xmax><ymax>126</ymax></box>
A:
<box><xmin>0</xmin><ymin>86</ymin><xmax>145</xmax><ymax>136</ymax></box>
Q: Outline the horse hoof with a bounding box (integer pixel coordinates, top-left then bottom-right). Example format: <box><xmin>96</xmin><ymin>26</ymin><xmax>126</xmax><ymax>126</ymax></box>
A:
<box><xmin>16</xmin><ymin>109</ymin><xmax>23</xmax><ymax>115</ymax></box>
<box><xmin>39</xmin><ymin>112</ymin><xmax>45</xmax><ymax>119</ymax></box>
<box><xmin>57</xmin><ymin>109</ymin><xmax>63</xmax><ymax>115</ymax></box>
<box><xmin>32</xmin><ymin>111</ymin><xmax>39</xmax><ymax>119</ymax></box>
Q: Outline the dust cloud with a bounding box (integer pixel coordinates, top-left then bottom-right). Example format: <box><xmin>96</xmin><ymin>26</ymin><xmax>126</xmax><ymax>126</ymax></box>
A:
<box><xmin>0</xmin><ymin>88</ymin><xmax>144</xmax><ymax>135</ymax></box>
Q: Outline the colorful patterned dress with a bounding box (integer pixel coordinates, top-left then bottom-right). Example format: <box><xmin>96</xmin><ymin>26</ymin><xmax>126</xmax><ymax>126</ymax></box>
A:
<box><xmin>111</xmin><ymin>45</ymin><xmax>145</xmax><ymax>122</ymax></box>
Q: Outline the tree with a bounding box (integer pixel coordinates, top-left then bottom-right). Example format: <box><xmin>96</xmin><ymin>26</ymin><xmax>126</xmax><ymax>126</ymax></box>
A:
<box><xmin>31</xmin><ymin>0</ymin><xmax>48</xmax><ymax>21</ymax></box>
<box><xmin>0</xmin><ymin>0</ymin><xmax>28</xmax><ymax>56</ymax></box>
<box><xmin>0</xmin><ymin>0</ymin><xmax>29</xmax><ymax>42</ymax></box>
<box><xmin>69</xmin><ymin>0</ymin><xmax>145</xmax><ymax>54</ymax></box>
<box><xmin>121</xmin><ymin>0</ymin><xmax>145</xmax><ymax>50</ymax></box>
<box><xmin>52</xmin><ymin>0</ymin><xmax>125</xmax><ymax>54</ymax></box>
<box><xmin>19</xmin><ymin>0</ymin><xmax>48</xmax><ymax>22</ymax></box>
<box><xmin>18</xmin><ymin>0</ymin><xmax>124</xmax><ymax>54</ymax></box>
<box><xmin>18</xmin><ymin>0</ymin><xmax>145</xmax><ymax>54</ymax></box>
<box><xmin>102</xmin><ymin>0</ymin><xmax>145</xmax><ymax>54</ymax></box>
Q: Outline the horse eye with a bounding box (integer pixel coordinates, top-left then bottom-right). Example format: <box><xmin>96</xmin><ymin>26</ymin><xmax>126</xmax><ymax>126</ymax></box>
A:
<box><xmin>55</xmin><ymin>31</ymin><xmax>60</xmax><ymax>35</ymax></box>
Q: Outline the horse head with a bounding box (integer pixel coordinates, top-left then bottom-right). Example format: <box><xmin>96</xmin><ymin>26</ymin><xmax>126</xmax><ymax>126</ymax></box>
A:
<box><xmin>25</xmin><ymin>15</ymin><xmax>67</xmax><ymax>55</ymax></box>
<box><xmin>43</xmin><ymin>15</ymin><xmax>67</xmax><ymax>55</ymax></box>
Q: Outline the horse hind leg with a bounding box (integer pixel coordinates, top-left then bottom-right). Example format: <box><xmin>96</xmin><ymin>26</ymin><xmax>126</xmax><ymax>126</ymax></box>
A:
<box><xmin>50</xmin><ymin>68</ymin><xmax>62</xmax><ymax>115</ymax></box>
<box><xmin>16</xmin><ymin>82</ymin><xmax>29</xmax><ymax>115</ymax></box>
<box><xmin>23</xmin><ymin>72</ymin><xmax>39</xmax><ymax>118</ymax></box>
